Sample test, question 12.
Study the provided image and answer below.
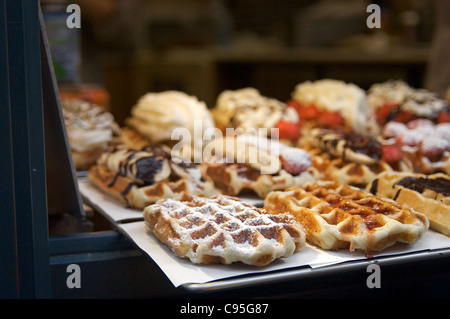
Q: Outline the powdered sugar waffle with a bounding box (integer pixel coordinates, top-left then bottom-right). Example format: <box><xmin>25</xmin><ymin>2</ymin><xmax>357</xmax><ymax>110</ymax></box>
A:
<box><xmin>200</xmin><ymin>134</ymin><xmax>316</xmax><ymax>198</ymax></box>
<box><xmin>143</xmin><ymin>193</ymin><xmax>306</xmax><ymax>266</ymax></box>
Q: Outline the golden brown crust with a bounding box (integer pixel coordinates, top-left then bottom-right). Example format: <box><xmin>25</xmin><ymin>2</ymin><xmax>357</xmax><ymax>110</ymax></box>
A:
<box><xmin>88</xmin><ymin>164</ymin><xmax>216</xmax><ymax>209</ymax></box>
<box><xmin>119</xmin><ymin>127</ymin><xmax>152</xmax><ymax>150</ymax></box>
<box><xmin>304</xmin><ymin>146</ymin><xmax>412</xmax><ymax>188</ymax></box>
<box><xmin>200</xmin><ymin>134</ymin><xmax>317</xmax><ymax>198</ymax></box>
<box><xmin>366</xmin><ymin>171</ymin><xmax>450</xmax><ymax>236</ymax></box>
<box><xmin>88</xmin><ymin>146</ymin><xmax>217</xmax><ymax>209</ymax></box>
<box><xmin>264</xmin><ymin>181</ymin><xmax>429</xmax><ymax>253</ymax></box>
<box><xmin>200</xmin><ymin>162</ymin><xmax>316</xmax><ymax>198</ymax></box>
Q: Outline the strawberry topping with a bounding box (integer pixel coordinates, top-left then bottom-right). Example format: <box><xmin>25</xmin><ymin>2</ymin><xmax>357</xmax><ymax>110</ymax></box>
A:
<box><xmin>381</xmin><ymin>144</ymin><xmax>404</xmax><ymax>163</ymax></box>
<box><xmin>279</xmin><ymin>148</ymin><xmax>311</xmax><ymax>175</ymax></box>
<box><xmin>375</xmin><ymin>102</ymin><xmax>399</xmax><ymax>126</ymax></box>
<box><xmin>319</xmin><ymin>111</ymin><xmax>344</xmax><ymax>127</ymax></box>
<box><xmin>297</xmin><ymin>104</ymin><xmax>320</xmax><ymax>120</ymax></box>
<box><xmin>438</xmin><ymin>110</ymin><xmax>450</xmax><ymax>123</ymax></box>
<box><xmin>393</xmin><ymin>110</ymin><xmax>416</xmax><ymax>123</ymax></box>
<box><xmin>273</xmin><ymin>120</ymin><xmax>301</xmax><ymax>141</ymax></box>
<box><xmin>419</xmin><ymin>136</ymin><xmax>450</xmax><ymax>162</ymax></box>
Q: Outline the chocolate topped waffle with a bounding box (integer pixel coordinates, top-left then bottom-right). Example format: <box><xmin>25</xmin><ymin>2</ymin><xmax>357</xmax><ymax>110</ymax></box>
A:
<box><xmin>143</xmin><ymin>193</ymin><xmax>306</xmax><ymax>266</ymax></box>
<box><xmin>303</xmin><ymin>128</ymin><xmax>383</xmax><ymax>165</ymax></box>
<box><xmin>264</xmin><ymin>181</ymin><xmax>429</xmax><ymax>253</ymax></box>
<box><xmin>88</xmin><ymin>145</ymin><xmax>216</xmax><ymax>209</ymax></box>
<box><xmin>301</xmin><ymin>128</ymin><xmax>412</xmax><ymax>188</ymax></box>
<box><xmin>367</xmin><ymin>171</ymin><xmax>450</xmax><ymax>236</ymax></box>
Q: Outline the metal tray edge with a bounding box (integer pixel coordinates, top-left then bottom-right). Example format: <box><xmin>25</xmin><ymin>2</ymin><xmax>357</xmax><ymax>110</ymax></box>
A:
<box><xmin>180</xmin><ymin>247</ymin><xmax>450</xmax><ymax>293</ymax></box>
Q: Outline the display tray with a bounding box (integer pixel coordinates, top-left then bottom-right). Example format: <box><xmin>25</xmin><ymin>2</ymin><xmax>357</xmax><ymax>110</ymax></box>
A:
<box><xmin>78</xmin><ymin>180</ymin><xmax>450</xmax><ymax>292</ymax></box>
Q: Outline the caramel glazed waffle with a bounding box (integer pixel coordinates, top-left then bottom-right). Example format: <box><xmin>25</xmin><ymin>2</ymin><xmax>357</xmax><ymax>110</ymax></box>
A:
<box><xmin>300</xmin><ymin>127</ymin><xmax>412</xmax><ymax>188</ymax></box>
<box><xmin>88</xmin><ymin>145</ymin><xmax>216</xmax><ymax>209</ymax></box>
<box><xmin>264</xmin><ymin>181</ymin><xmax>429</xmax><ymax>253</ymax></box>
<box><xmin>367</xmin><ymin>171</ymin><xmax>450</xmax><ymax>236</ymax></box>
<box><xmin>144</xmin><ymin>192</ymin><xmax>306</xmax><ymax>266</ymax></box>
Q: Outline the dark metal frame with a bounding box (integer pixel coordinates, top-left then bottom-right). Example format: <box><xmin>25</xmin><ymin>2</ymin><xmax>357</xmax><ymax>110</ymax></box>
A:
<box><xmin>1</xmin><ymin>0</ymin><xmax>50</xmax><ymax>298</ymax></box>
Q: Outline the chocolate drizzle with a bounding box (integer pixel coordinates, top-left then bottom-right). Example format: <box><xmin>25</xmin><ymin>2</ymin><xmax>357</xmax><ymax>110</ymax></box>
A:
<box><xmin>314</xmin><ymin>128</ymin><xmax>382</xmax><ymax>162</ymax></box>
<box><xmin>369</xmin><ymin>178</ymin><xmax>378</xmax><ymax>195</ymax></box>
<box><xmin>342</xmin><ymin>131</ymin><xmax>382</xmax><ymax>161</ymax></box>
<box><xmin>135</xmin><ymin>157</ymin><xmax>164</xmax><ymax>185</ymax></box>
<box><xmin>397</xmin><ymin>177</ymin><xmax>450</xmax><ymax>197</ymax></box>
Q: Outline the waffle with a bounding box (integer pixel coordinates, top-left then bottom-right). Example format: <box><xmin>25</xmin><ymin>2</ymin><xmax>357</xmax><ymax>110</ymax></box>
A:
<box><xmin>264</xmin><ymin>181</ymin><xmax>429</xmax><ymax>253</ymax></box>
<box><xmin>380</xmin><ymin>121</ymin><xmax>450</xmax><ymax>175</ymax></box>
<box><xmin>143</xmin><ymin>193</ymin><xmax>306</xmax><ymax>266</ymax></box>
<box><xmin>88</xmin><ymin>145</ymin><xmax>216</xmax><ymax>209</ymax></box>
<box><xmin>367</xmin><ymin>80</ymin><xmax>449</xmax><ymax>126</ymax></box>
<box><xmin>291</xmin><ymin>79</ymin><xmax>379</xmax><ymax>136</ymax></box>
<box><xmin>200</xmin><ymin>134</ymin><xmax>316</xmax><ymax>198</ymax></box>
<box><xmin>305</xmin><ymin>146</ymin><xmax>412</xmax><ymax>188</ymax></box>
<box><xmin>212</xmin><ymin>87</ymin><xmax>300</xmax><ymax>138</ymax></box>
<box><xmin>302</xmin><ymin>128</ymin><xmax>383</xmax><ymax>165</ymax></box>
<box><xmin>301</xmin><ymin>128</ymin><xmax>412</xmax><ymax>188</ymax></box>
<box><xmin>367</xmin><ymin>171</ymin><xmax>450</xmax><ymax>236</ymax></box>
<box><xmin>119</xmin><ymin>126</ymin><xmax>152</xmax><ymax>150</ymax></box>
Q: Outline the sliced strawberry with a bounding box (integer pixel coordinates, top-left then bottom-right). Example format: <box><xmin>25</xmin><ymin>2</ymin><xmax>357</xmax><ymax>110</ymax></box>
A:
<box><xmin>273</xmin><ymin>120</ymin><xmax>302</xmax><ymax>141</ymax></box>
<box><xmin>419</xmin><ymin>136</ymin><xmax>449</xmax><ymax>161</ymax></box>
<box><xmin>279</xmin><ymin>149</ymin><xmax>311</xmax><ymax>175</ymax></box>
<box><xmin>375</xmin><ymin>102</ymin><xmax>398</xmax><ymax>126</ymax></box>
<box><xmin>393</xmin><ymin>110</ymin><xmax>415</xmax><ymax>123</ymax></box>
<box><xmin>438</xmin><ymin>110</ymin><xmax>450</xmax><ymax>123</ymax></box>
<box><xmin>286</xmin><ymin>99</ymin><xmax>303</xmax><ymax>111</ymax></box>
<box><xmin>381</xmin><ymin>144</ymin><xmax>404</xmax><ymax>163</ymax></box>
<box><xmin>297</xmin><ymin>104</ymin><xmax>320</xmax><ymax>120</ymax></box>
<box><xmin>319</xmin><ymin>111</ymin><xmax>344</xmax><ymax>127</ymax></box>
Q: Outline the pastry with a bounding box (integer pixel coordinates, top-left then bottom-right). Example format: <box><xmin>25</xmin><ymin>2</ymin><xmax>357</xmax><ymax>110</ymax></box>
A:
<box><xmin>380</xmin><ymin>119</ymin><xmax>450</xmax><ymax>174</ymax></box>
<box><xmin>367</xmin><ymin>80</ymin><xmax>450</xmax><ymax>126</ymax></box>
<box><xmin>119</xmin><ymin>126</ymin><xmax>156</xmax><ymax>151</ymax></box>
<box><xmin>300</xmin><ymin>128</ymin><xmax>412</xmax><ymax>188</ymax></box>
<box><xmin>264</xmin><ymin>181</ymin><xmax>429</xmax><ymax>253</ymax></box>
<box><xmin>62</xmin><ymin>99</ymin><xmax>119</xmax><ymax>170</ymax></box>
<box><xmin>125</xmin><ymin>91</ymin><xmax>215</xmax><ymax>161</ymax></box>
<box><xmin>200</xmin><ymin>134</ymin><xmax>316</xmax><ymax>198</ymax></box>
<box><xmin>289</xmin><ymin>79</ymin><xmax>379</xmax><ymax>136</ymax></box>
<box><xmin>367</xmin><ymin>171</ymin><xmax>450</xmax><ymax>236</ymax></box>
<box><xmin>212</xmin><ymin>87</ymin><xmax>301</xmax><ymax>142</ymax></box>
<box><xmin>143</xmin><ymin>192</ymin><xmax>306</xmax><ymax>266</ymax></box>
<box><xmin>88</xmin><ymin>145</ymin><xmax>216</xmax><ymax>209</ymax></box>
